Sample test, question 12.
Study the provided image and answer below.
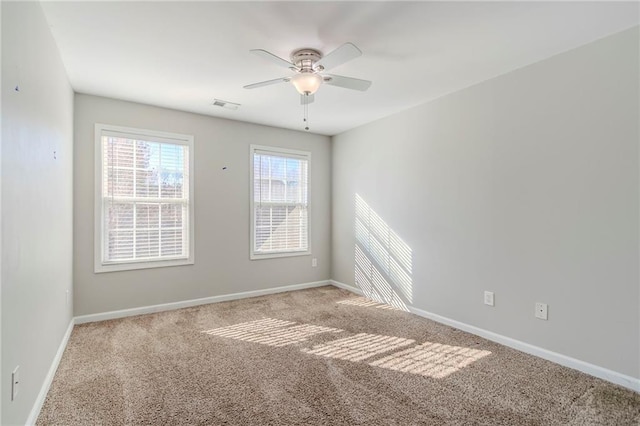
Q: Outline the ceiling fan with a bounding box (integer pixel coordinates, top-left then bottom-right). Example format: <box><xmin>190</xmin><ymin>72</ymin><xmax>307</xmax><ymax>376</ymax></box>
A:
<box><xmin>243</xmin><ymin>42</ymin><xmax>372</xmax><ymax>104</ymax></box>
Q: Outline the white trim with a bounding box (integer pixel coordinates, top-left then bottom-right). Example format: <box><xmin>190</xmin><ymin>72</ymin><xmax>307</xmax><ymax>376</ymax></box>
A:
<box><xmin>97</xmin><ymin>257</ymin><xmax>195</xmax><ymax>273</ymax></box>
<box><xmin>252</xmin><ymin>144</ymin><xmax>311</xmax><ymax>159</ymax></box>
<box><xmin>94</xmin><ymin>123</ymin><xmax>195</xmax><ymax>273</ymax></box>
<box><xmin>249</xmin><ymin>144</ymin><xmax>311</xmax><ymax>260</ymax></box>
<box><xmin>329</xmin><ymin>280</ymin><xmax>640</xmax><ymax>393</ymax></box>
<box><xmin>75</xmin><ymin>280</ymin><xmax>330</xmax><ymax>324</ymax></box>
<box><xmin>26</xmin><ymin>319</ymin><xmax>75</xmax><ymax>426</ymax></box>
<box><xmin>330</xmin><ymin>279</ymin><xmax>363</xmax><ymax>295</ymax></box>
<box><xmin>249</xmin><ymin>250</ymin><xmax>311</xmax><ymax>260</ymax></box>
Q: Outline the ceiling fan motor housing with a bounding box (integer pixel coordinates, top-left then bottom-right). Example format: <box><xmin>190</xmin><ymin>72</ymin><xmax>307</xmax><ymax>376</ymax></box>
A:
<box><xmin>291</xmin><ymin>49</ymin><xmax>324</xmax><ymax>72</ymax></box>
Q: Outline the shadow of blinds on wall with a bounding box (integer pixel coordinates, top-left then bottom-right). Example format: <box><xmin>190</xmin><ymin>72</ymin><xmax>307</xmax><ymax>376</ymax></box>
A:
<box><xmin>355</xmin><ymin>193</ymin><xmax>412</xmax><ymax>309</ymax></box>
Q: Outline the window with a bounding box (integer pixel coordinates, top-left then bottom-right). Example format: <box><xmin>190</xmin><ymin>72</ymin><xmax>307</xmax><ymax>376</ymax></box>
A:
<box><xmin>250</xmin><ymin>145</ymin><xmax>310</xmax><ymax>259</ymax></box>
<box><xmin>95</xmin><ymin>124</ymin><xmax>194</xmax><ymax>272</ymax></box>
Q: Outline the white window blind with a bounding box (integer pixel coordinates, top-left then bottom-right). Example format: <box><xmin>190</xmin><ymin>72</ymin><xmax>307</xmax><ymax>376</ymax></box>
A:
<box><xmin>95</xmin><ymin>124</ymin><xmax>194</xmax><ymax>272</ymax></box>
<box><xmin>251</xmin><ymin>146</ymin><xmax>310</xmax><ymax>258</ymax></box>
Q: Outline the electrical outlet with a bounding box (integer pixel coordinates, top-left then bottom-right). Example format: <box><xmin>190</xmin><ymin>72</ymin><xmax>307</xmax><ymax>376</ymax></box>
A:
<box><xmin>311</xmin><ymin>258</ymin><xmax>317</xmax><ymax>267</ymax></box>
<box><xmin>66</xmin><ymin>289</ymin><xmax>70</xmax><ymax>306</ymax></box>
<box><xmin>535</xmin><ymin>302</ymin><xmax>548</xmax><ymax>320</ymax></box>
<box><xmin>484</xmin><ymin>291</ymin><xmax>494</xmax><ymax>306</ymax></box>
<box><xmin>11</xmin><ymin>366</ymin><xmax>19</xmax><ymax>401</ymax></box>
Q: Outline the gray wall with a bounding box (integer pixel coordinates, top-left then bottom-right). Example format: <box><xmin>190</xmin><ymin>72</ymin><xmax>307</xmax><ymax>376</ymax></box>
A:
<box><xmin>1</xmin><ymin>2</ymin><xmax>74</xmax><ymax>425</ymax></box>
<box><xmin>332</xmin><ymin>27</ymin><xmax>639</xmax><ymax>379</ymax></box>
<box><xmin>74</xmin><ymin>94</ymin><xmax>331</xmax><ymax>315</ymax></box>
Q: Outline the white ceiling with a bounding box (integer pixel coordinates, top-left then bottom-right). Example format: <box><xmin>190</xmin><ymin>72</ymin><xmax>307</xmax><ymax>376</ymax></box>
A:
<box><xmin>40</xmin><ymin>1</ymin><xmax>639</xmax><ymax>136</ymax></box>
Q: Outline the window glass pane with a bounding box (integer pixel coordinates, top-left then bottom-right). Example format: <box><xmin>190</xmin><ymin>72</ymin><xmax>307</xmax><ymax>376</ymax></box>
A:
<box><xmin>108</xmin><ymin>230</ymin><xmax>133</xmax><ymax>260</ymax></box>
<box><xmin>107</xmin><ymin>167</ymin><xmax>134</xmax><ymax>197</ymax></box>
<box><xmin>161</xmin><ymin>171</ymin><xmax>184</xmax><ymax>199</ymax></box>
<box><xmin>135</xmin><ymin>141</ymin><xmax>159</xmax><ymax>197</ymax></box>
<box><xmin>255</xmin><ymin>207</ymin><xmax>271</xmax><ymax>228</ymax></box>
<box><xmin>286</xmin><ymin>158</ymin><xmax>302</xmax><ymax>203</ymax></box>
<box><xmin>161</xmin><ymin>203</ymin><xmax>183</xmax><ymax>228</ymax></box>
<box><xmin>136</xmin><ymin>230</ymin><xmax>159</xmax><ymax>258</ymax></box>
<box><xmin>135</xmin><ymin>169</ymin><xmax>157</xmax><ymax>197</ymax></box>
<box><xmin>105</xmin><ymin>137</ymin><xmax>134</xmax><ymax>168</ymax></box>
<box><xmin>161</xmin><ymin>229</ymin><xmax>183</xmax><ymax>256</ymax></box>
<box><xmin>255</xmin><ymin>227</ymin><xmax>271</xmax><ymax>252</ymax></box>
<box><xmin>269</xmin><ymin>157</ymin><xmax>285</xmax><ymax>202</ymax></box>
<box><xmin>107</xmin><ymin>203</ymin><xmax>134</xmax><ymax>230</ymax></box>
<box><xmin>136</xmin><ymin>203</ymin><xmax>160</xmax><ymax>229</ymax></box>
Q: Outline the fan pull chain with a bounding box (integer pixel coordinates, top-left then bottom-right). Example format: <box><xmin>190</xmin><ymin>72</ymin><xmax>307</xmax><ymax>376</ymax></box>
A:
<box><xmin>303</xmin><ymin>96</ymin><xmax>310</xmax><ymax>131</ymax></box>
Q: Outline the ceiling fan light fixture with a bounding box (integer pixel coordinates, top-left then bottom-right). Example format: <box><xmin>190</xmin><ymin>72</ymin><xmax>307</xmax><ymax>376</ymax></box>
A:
<box><xmin>291</xmin><ymin>72</ymin><xmax>323</xmax><ymax>95</ymax></box>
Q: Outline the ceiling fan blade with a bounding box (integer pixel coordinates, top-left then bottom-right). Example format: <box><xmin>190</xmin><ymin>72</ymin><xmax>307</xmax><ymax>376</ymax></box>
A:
<box><xmin>301</xmin><ymin>94</ymin><xmax>315</xmax><ymax>105</ymax></box>
<box><xmin>323</xmin><ymin>74</ymin><xmax>372</xmax><ymax>91</ymax></box>
<box><xmin>250</xmin><ymin>49</ymin><xmax>297</xmax><ymax>70</ymax></box>
<box><xmin>243</xmin><ymin>77</ymin><xmax>290</xmax><ymax>90</ymax></box>
<box><xmin>315</xmin><ymin>42</ymin><xmax>362</xmax><ymax>71</ymax></box>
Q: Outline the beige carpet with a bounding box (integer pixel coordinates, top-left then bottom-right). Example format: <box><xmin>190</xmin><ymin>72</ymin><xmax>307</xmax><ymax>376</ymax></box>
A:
<box><xmin>37</xmin><ymin>286</ymin><xmax>639</xmax><ymax>425</ymax></box>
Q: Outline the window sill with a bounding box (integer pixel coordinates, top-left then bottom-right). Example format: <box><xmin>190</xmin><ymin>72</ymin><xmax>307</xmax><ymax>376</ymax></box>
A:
<box><xmin>95</xmin><ymin>257</ymin><xmax>194</xmax><ymax>273</ymax></box>
<box><xmin>250</xmin><ymin>250</ymin><xmax>311</xmax><ymax>260</ymax></box>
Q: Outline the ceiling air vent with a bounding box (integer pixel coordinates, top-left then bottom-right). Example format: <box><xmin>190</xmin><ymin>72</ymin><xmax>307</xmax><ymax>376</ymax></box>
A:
<box><xmin>212</xmin><ymin>99</ymin><xmax>240</xmax><ymax>110</ymax></box>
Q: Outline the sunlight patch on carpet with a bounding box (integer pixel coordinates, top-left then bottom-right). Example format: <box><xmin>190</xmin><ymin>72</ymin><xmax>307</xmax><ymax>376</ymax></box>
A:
<box><xmin>369</xmin><ymin>341</ymin><xmax>492</xmax><ymax>378</ymax></box>
<box><xmin>202</xmin><ymin>318</ymin><xmax>343</xmax><ymax>347</ymax></box>
<box><xmin>336</xmin><ymin>296</ymin><xmax>398</xmax><ymax>310</ymax></box>
<box><xmin>302</xmin><ymin>333</ymin><xmax>415</xmax><ymax>362</ymax></box>
<box><xmin>203</xmin><ymin>318</ymin><xmax>491</xmax><ymax>380</ymax></box>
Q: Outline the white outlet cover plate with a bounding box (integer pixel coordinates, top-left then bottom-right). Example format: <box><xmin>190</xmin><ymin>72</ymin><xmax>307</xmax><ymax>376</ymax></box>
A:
<box><xmin>535</xmin><ymin>302</ymin><xmax>548</xmax><ymax>320</ymax></box>
<box><xmin>11</xmin><ymin>366</ymin><xmax>19</xmax><ymax>401</ymax></box>
<box><xmin>484</xmin><ymin>291</ymin><xmax>495</xmax><ymax>306</ymax></box>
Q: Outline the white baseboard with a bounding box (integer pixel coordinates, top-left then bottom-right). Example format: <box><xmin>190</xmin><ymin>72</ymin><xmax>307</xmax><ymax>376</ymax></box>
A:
<box><xmin>26</xmin><ymin>319</ymin><xmax>75</xmax><ymax>425</ymax></box>
<box><xmin>330</xmin><ymin>279</ymin><xmax>363</xmax><ymax>295</ymax></box>
<box><xmin>75</xmin><ymin>280</ymin><xmax>331</xmax><ymax>324</ymax></box>
<box><xmin>329</xmin><ymin>280</ymin><xmax>639</xmax><ymax>393</ymax></box>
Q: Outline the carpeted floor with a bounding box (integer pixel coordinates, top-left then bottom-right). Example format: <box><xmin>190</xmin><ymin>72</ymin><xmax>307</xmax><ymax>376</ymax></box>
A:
<box><xmin>37</xmin><ymin>286</ymin><xmax>639</xmax><ymax>425</ymax></box>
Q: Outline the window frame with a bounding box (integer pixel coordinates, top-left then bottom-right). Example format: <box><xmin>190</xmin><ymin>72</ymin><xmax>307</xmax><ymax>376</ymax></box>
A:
<box><xmin>250</xmin><ymin>144</ymin><xmax>311</xmax><ymax>260</ymax></box>
<box><xmin>94</xmin><ymin>123</ymin><xmax>195</xmax><ymax>273</ymax></box>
